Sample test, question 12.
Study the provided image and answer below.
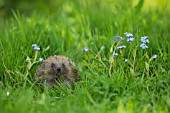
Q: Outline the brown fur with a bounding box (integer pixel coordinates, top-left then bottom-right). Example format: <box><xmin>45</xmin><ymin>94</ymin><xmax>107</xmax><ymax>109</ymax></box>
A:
<box><xmin>35</xmin><ymin>55</ymin><xmax>80</xmax><ymax>88</ymax></box>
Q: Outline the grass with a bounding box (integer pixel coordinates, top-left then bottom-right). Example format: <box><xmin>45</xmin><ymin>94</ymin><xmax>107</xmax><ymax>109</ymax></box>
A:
<box><xmin>0</xmin><ymin>0</ymin><xmax>170</xmax><ymax>113</ymax></box>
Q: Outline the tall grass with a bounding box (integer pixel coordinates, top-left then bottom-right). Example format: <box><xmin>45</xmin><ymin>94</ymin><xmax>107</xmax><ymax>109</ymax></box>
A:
<box><xmin>0</xmin><ymin>0</ymin><xmax>170</xmax><ymax>113</ymax></box>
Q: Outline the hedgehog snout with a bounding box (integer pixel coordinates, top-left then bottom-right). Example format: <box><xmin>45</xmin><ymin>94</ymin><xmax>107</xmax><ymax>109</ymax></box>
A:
<box><xmin>57</xmin><ymin>67</ymin><xmax>61</xmax><ymax>73</ymax></box>
<box><xmin>55</xmin><ymin>64</ymin><xmax>64</xmax><ymax>75</ymax></box>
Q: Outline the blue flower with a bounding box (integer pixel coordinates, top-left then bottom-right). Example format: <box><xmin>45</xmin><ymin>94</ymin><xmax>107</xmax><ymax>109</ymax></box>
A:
<box><xmin>127</xmin><ymin>38</ymin><xmax>135</xmax><ymax>43</ymax></box>
<box><xmin>39</xmin><ymin>58</ymin><xmax>44</xmax><ymax>62</ymax></box>
<box><xmin>141</xmin><ymin>36</ymin><xmax>149</xmax><ymax>43</ymax></box>
<box><xmin>6</xmin><ymin>92</ymin><xmax>10</xmax><ymax>96</ymax></box>
<box><xmin>83</xmin><ymin>47</ymin><xmax>89</xmax><ymax>52</ymax></box>
<box><xmin>124</xmin><ymin>59</ymin><xmax>128</xmax><ymax>62</ymax></box>
<box><xmin>34</xmin><ymin>46</ymin><xmax>40</xmax><ymax>51</ymax></box>
<box><xmin>111</xmin><ymin>36</ymin><xmax>124</xmax><ymax>42</ymax></box>
<box><xmin>124</xmin><ymin>32</ymin><xmax>133</xmax><ymax>37</ymax></box>
<box><xmin>140</xmin><ymin>43</ymin><xmax>148</xmax><ymax>49</ymax></box>
<box><xmin>153</xmin><ymin>54</ymin><xmax>158</xmax><ymax>59</ymax></box>
<box><xmin>102</xmin><ymin>58</ymin><xmax>107</xmax><ymax>61</ymax></box>
<box><xmin>32</xmin><ymin>44</ymin><xmax>38</xmax><ymax>48</ymax></box>
<box><xmin>26</xmin><ymin>58</ymin><xmax>29</xmax><ymax>62</ymax></box>
<box><xmin>124</xmin><ymin>32</ymin><xmax>135</xmax><ymax>43</ymax></box>
<box><xmin>113</xmin><ymin>52</ymin><xmax>118</xmax><ymax>58</ymax></box>
<box><xmin>32</xmin><ymin>44</ymin><xmax>40</xmax><ymax>51</ymax></box>
<box><xmin>117</xmin><ymin>45</ymin><xmax>126</xmax><ymax>49</ymax></box>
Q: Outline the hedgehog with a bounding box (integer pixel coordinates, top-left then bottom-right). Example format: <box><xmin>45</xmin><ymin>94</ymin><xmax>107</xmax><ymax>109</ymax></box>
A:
<box><xmin>35</xmin><ymin>55</ymin><xmax>80</xmax><ymax>88</ymax></box>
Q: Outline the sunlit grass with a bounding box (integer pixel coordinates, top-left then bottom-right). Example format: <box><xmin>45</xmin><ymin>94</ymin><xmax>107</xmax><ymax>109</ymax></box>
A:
<box><xmin>0</xmin><ymin>0</ymin><xmax>170</xmax><ymax>113</ymax></box>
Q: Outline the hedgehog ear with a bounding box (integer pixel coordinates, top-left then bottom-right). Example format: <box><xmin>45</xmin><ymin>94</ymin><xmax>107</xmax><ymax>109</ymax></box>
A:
<box><xmin>68</xmin><ymin>59</ymin><xmax>72</xmax><ymax>66</ymax></box>
<box><xmin>68</xmin><ymin>59</ymin><xmax>75</xmax><ymax>67</ymax></box>
<box><xmin>51</xmin><ymin>63</ymin><xmax>55</xmax><ymax>68</ymax></box>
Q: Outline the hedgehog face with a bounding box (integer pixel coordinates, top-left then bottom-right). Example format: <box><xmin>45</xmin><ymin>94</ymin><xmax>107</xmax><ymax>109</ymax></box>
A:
<box><xmin>50</xmin><ymin>62</ymin><xmax>67</xmax><ymax>77</ymax></box>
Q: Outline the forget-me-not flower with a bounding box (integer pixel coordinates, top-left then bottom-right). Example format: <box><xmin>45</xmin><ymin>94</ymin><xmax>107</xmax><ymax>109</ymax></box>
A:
<box><xmin>127</xmin><ymin>37</ymin><xmax>135</xmax><ymax>43</ymax></box>
<box><xmin>32</xmin><ymin>44</ymin><xmax>40</xmax><ymax>51</ymax></box>
<box><xmin>124</xmin><ymin>32</ymin><xmax>135</xmax><ymax>43</ymax></box>
<box><xmin>124</xmin><ymin>59</ymin><xmax>128</xmax><ymax>62</ymax></box>
<box><xmin>7</xmin><ymin>92</ymin><xmax>10</xmax><ymax>96</ymax></box>
<box><xmin>153</xmin><ymin>54</ymin><xmax>158</xmax><ymax>59</ymax></box>
<box><xmin>32</xmin><ymin>44</ymin><xmax>38</xmax><ymax>48</ymax></box>
<box><xmin>111</xmin><ymin>36</ymin><xmax>124</xmax><ymax>42</ymax></box>
<box><xmin>141</xmin><ymin>36</ymin><xmax>149</xmax><ymax>43</ymax></box>
<box><xmin>140</xmin><ymin>43</ymin><xmax>148</xmax><ymax>49</ymax></box>
<box><xmin>102</xmin><ymin>58</ymin><xmax>107</xmax><ymax>61</ymax></box>
<box><xmin>39</xmin><ymin>58</ymin><xmax>44</xmax><ymax>62</ymax></box>
<box><xmin>117</xmin><ymin>45</ymin><xmax>126</xmax><ymax>49</ymax></box>
<box><xmin>124</xmin><ymin>32</ymin><xmax>133</xmax><ymax>37</ymax></box>
<box><xmin>26</xmin><ymin>58</ymin><xmax>29</xmax><ymax>62</ymax></box>
<box><xmin>113</xmin><ymin>52</ymin><xmax>118</xmax><ymax>58</ymax></box>
<box><xmin>83</xmin><ymin>47</ymin><xmax>89</xmax><ymax>52</ymax></box>
<box><xmin>34</xmin><ymin>46</ymin><xmax>40</xmax><ymax>51</ymax></box>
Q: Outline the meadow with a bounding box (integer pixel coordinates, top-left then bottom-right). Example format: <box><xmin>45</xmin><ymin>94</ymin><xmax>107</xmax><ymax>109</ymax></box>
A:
<box><xmin>0</xmin><ymin>0</ymin><xmax>170</xmax><ymax>113</ymax></box>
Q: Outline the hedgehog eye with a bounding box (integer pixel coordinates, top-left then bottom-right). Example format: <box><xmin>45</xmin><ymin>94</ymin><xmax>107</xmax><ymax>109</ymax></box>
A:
<box><xmin>51</xmin><ymin>63</ymin><xmax>55</xmax><ymax>68</ymax></box>
<box><xmin>62</xmin><ymin>63</ymin><xmax>65</xmax><ymax>67</ymax></box>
